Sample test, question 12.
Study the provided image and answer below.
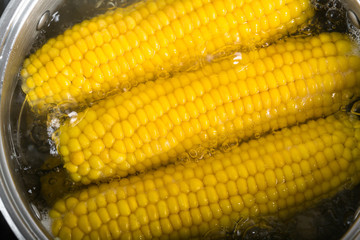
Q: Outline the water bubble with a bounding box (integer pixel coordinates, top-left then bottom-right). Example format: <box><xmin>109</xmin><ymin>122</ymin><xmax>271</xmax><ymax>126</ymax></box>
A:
<box><xmin>221</xmin><ymin>137</ymin><xmax>239</xmax><ymax>153</ymax></box>
<box><xmin>315</xmin><ymin>0</ymin><xmax>329</xmax><ymax>6</ymax></box>
<box><xmin>178</xmin><ymin>152</ymin><xmax>190</xmax><ymax>162</ymax></box>
<box><xmin>65</xmin><ymin>178</ymin><xmax>75</xmax><ymax>187</ymax></box>
<box><xmin>334</xmin><ymin>0</ymin><xmax>342</xmax><ymax>9</ymax></box>
<box><xmin>327</xmin><ymin>9</ymin><xmax>342</xmax><ymax>21</ymax></box>
<box><xmin>179</xmin><ymin>56</ymin><xmax>201</xmax><ymax>72</ymax></box>
<box><xmin>198</xmin><ymin>148</ymin><xmax>211</xmax><ymax>159</ymax></box>
<box><xmin>157</xmin><ymin>70</ymin><xmax>170</xmax><ymax>79</ymax></box>
<box><xmin>189</xmin><ymin>149</ymin><xmax>198</xmax><ymax>158</ymax></box>
<box><xmin>106</xmin><ymin>1</ymin><xmax>116</xmax><ymax>9</ymax></box>
<box><xmin>208</xmin><ymin>139</ymin><xmax>218</xmax><ymax>148</ymax></box>
<box><xmin>203</xmin><ymin>226</ymin><xmax>226</xmax><ymax>240</ymax></box>
<box><xmin>208</xmin><ymin>148</ymin><xmax>217</xmax><ymax>157</ymax></box>
<box><xmin>350</xmin><ymin>101</ymin><xmax>360</xmax><ymax>115</ymax></box>
<box><xmin>121</xmin><ymin>81</ymin><xmax>132</xmax><ymax>92</ymax></box>
<box><xmin>48</xmin><ymin>177</ymin><xmax>57</xmax><ymax>185</ymax></box>
<box><xmin>195</xmin><ymin>146</ymin><xmax>205</xmax><ymax>153</ymax></box>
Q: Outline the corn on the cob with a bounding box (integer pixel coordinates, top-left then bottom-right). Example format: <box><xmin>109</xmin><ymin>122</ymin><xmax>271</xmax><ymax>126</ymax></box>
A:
<box><xmin>21</xmin><ymin>0</ymin><xmax>314</xmax><ymax>112</ymax></box>
<box><xmin>55</xmin><ymin>32</ymin><xmax>360</xmax><ymax>184</ymax></box>
<box><xmin>50</xmin><ymin>112</ymin><xmax>360</xmax><ymax>240</ymax></box>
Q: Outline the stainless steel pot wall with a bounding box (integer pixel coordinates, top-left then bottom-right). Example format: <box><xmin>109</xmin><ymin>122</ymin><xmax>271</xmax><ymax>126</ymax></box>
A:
<box><xmin>0</xmin><ymin>1</ymin><xmax>63</xmax><ymax>239</ymax></box>
<box><xmin>0</xmin><ymin>0</ymin><xmax>360</xmax><ymax>239</ymax></box>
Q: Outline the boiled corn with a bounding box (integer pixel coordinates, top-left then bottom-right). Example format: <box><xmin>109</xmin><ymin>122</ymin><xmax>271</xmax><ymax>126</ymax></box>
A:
<box><xmin>21</xmin><ymin>0</ymin><xmax>314</xmax><ymax>112</ymax></box>
<box><xmin>55</xmin><ymin>32</ymin><xmax>360</xmax><ymax>184</ymax></box>
<box><xmin>50</xmin><ymin>112</ymin><xmax>360</xmax><ymax>240</ymax></box>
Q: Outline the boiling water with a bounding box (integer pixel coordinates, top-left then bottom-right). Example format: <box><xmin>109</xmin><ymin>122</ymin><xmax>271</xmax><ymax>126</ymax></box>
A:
<box><xmin>10</xmin><ymin>0</ymin><xmax>360</xmax><ymax>238</ymax></box>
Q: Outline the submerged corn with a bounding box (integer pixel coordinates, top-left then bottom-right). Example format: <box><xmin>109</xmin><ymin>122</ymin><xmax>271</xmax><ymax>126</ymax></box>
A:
<box><xmin>21</xmin><ymin>0</ymin><xmax>314</xmax><ymax>112</ymax></box>
<box><xmin>55</xmin><ymin>32</ymin><xmax>360</xmax><ymax>184</ymax></box>
<box><xmin>50</xmin><ymin>112</ymin><xmax>360</xmax><ymax>240</ymax></box>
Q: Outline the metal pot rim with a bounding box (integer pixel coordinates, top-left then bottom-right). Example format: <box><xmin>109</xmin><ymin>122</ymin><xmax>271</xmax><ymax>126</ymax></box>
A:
<box><xmin>0</xmin><ymin>1</ymin><xmax>52</xmax><ymax>239</ymax></box>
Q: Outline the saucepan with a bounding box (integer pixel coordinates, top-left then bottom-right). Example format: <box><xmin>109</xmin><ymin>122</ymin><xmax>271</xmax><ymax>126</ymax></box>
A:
<box><xmin>0</xmin><ymin>0</ymin><xmax>360</xmax><ymax>239</ymax></box>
